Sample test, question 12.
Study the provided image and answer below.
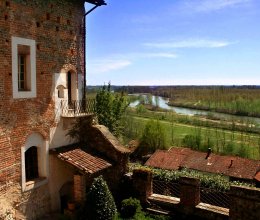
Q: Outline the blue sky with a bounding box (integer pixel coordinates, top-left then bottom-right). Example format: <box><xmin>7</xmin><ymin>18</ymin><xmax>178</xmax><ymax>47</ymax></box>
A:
<box><xmin>85</xmin><ymin>0</ymin><xmax>260</xmax><ymax>85</ymax></box>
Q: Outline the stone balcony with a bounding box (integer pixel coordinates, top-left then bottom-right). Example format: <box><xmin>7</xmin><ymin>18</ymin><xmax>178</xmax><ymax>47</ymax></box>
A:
<box><xmin>60</xmin><ymin>99</ymin><xmax>95</xmax><ymax>117</ymax></box>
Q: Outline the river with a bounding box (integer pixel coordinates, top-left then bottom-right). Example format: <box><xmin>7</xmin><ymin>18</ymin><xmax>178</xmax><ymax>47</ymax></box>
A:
<box><xmin>129</xmin><ymin>94</ymin><xmax>260</xmax><ymax>126</ymax></box>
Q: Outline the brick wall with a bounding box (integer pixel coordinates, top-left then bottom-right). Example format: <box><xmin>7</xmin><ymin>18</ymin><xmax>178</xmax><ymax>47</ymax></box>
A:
<box><xmin>229</xmin><ymin>185</ymin><xmax>260</xmax><ymax>220</ymax></box>
<box><xmin>86</xmin><ymin>124</ymin><xmax>130</xmax><ymax>192</ymax></box>
<box><xmin>131</xmin><ymin>172</ymin><xmax>260</xmax><ymax>220</ymax></box>
<box><xmin>0</xmin><ymin>0</ymin><xmax>85</xmax><ymax>218</ymax></box>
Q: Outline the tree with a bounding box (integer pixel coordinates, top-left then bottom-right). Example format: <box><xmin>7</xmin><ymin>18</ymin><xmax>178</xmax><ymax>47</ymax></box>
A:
<box><xmin>134</xmin><ymin>119</ymin><xmax>167</xmax><ymax>157</ymax></box>
<box><xmin>95</xmin><ymin>83</ymin><xmax>128</xmax><ymax>137</ymax></box>
<box><xmin>85</xmin><ymin>176</ymin><xmax>117</xmax><ymax>220</ymax></box>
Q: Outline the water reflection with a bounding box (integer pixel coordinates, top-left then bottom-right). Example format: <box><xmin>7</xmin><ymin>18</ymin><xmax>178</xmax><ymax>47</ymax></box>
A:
<box><xmin>129</xmin><ymin>94</ymin><xmax>260</xmax><ymax>125</ymax></box>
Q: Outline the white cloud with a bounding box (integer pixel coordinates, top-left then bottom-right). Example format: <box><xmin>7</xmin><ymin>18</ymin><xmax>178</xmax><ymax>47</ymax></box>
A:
<box><xmin>90</xmin><ymin>59</ymin><xmax>131</xmax><ymax>74</ymax></box>
<box><xmin>185</xmin><ymin>0</ymin><xmax>251</xmax><ymax>12</ymax></box>
<box><xmin>144</xmin><ymin>39</ymin><xmax>235</xmax><ymax>49</ymax></box>
<box><xmin>141</xmin><ymin>52</ymin><xmax>178</xmax><ymax>59</ymax></box>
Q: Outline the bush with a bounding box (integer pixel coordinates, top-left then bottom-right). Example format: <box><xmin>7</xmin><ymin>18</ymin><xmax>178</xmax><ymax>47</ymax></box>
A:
<box><xmin>134</xmin><ymin>120</ymin><xmax>167</xmax><ymax>158</ymax></box>
<box><xmin>120</xmin><ymin>197</ymin><xmax>142</xmax><ymax>218</ymax></box>
<box><xmin>85</xmin><ymin>176</ymin><xmax>117</xmax><ymax>220</ymax></box>
<box><xmin>129</xmin><ymin>163</ymin><xmax>255</xmax><ymax>192</ymax></box>
<box><xmin>182</xmin><ymin>129</ymin><xmax>201</xmax><ymax>150</ymax></box>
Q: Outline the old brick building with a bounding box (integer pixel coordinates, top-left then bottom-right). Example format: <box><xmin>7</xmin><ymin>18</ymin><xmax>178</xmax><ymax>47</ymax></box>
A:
<box><xmin>0</xmin><ymin>0</ymin><xmax>129</xmax><ymax>219</ymax></box>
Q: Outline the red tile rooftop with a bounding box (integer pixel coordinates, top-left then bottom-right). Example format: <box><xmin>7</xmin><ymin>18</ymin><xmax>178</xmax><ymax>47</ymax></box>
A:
<box><xmin>255</xmin><ymin>171</ymin><xmax>260</xmax><ymax>182</ymax></box>
<box><xmin>57</xmin><ymin>148</ymin><xmax>112</xmax><ymax>175</ymax></box>
<box><xmin>145</xmin><ymin>147</ymin><xmax>260</xmax><ymax>181</ymax></box>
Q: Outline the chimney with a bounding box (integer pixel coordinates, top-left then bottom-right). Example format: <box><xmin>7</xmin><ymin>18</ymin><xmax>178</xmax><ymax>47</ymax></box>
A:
<box><xmin>205</xmin><ymin>148</ymin><xmax>211</xmax><ymax>159</ymax></box>
<box><xmin>229</xmin><ymin>159</ymin><xmax>233</xmax><ymax>168</ymax></box>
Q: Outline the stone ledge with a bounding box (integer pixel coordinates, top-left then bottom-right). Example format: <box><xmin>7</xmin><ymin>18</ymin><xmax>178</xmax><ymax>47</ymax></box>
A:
<box><xmin>196</xmin><ymin>202</ymin><xmax>229</xmax><ymax>216</ymax></box>
<box><xmin>148</xmin><ymin>194</ymin><xmax>180</xmax><ymax>205</ymax></box>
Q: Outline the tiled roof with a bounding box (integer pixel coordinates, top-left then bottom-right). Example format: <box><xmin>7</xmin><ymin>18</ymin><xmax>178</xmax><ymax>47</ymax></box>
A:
<box><xmin>57</xmin><ymin>148</ymin><xmax>112</xmax><ymax>175</ymax></box>
<box><xmin>255</xmin><ymin>171</ymin><xmax>260</xmax><ymax>182</ymax></box>
<box><xmin>145</xmin><ymin>147</ymin><xmax>260</xmax><ymax>181</ymax></box>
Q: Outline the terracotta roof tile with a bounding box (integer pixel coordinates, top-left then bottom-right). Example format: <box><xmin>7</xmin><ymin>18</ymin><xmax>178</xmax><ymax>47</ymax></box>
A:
<box><xmin>145</xmin><ymin>147</ymin><xmax>260</xmax><ymax>181</ymax></box>
<box><xmin>57</xmin><ymin>148</ymin><xmax>112</xmax><ymax>174</ymax></box>
<box><xmin>254</xmin><ymin>171</ymin><xmax>260</xmax><ymax>182</ymax></box>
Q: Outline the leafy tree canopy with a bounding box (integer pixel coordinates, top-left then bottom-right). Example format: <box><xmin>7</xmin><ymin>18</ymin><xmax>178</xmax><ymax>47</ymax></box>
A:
<box><xmin>95</xmin><ymin>83</ymin><xmax>129</xmax><ymax>137</ymax></box>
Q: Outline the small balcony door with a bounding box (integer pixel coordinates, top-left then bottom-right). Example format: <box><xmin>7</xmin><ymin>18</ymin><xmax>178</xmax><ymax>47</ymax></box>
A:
<box><xmin>67</xmin><ymin>71</ymin><xmax>72</xmax><ymax>105</ymax></box>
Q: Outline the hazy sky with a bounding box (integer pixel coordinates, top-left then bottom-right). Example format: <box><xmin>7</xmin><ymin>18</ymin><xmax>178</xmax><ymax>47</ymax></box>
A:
<box><xmin>85</xmin><ymin>0</ymin><xmax>260</xmax><ymax>85</ymax></box>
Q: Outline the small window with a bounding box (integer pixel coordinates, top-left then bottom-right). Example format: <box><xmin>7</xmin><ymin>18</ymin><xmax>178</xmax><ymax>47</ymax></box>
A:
<box><xmin>25</xmin><ymin>146</ymin><xmax>39</xmax><ymax>181</ymax></box>
<box><xmin>57</xmin><ymin>16</ymin><xmax>61</xmax><ymax>23</ymax></box>
<box><xmin>46</xmin><ymin>13</ymin><xmax>50</xmax><ymax>20</ymax></box>
<box><xmin>12</xmin><ymin>37</ymin><xmax>36</xmax><ymax>99</ymax></box>
<box><xmin>57</xmin><ymin>85</ymin><xmax>65</xmax><ymax>98</ymax></box>
<box><xmin>18</xmin><ymin>55</ymin><xmax>26</xmax><ymax>90</ymax></box>
<box><xmin>17</xmin><ymin>45</ymin><xmax>30</xmax><ymax>91</ymax></box>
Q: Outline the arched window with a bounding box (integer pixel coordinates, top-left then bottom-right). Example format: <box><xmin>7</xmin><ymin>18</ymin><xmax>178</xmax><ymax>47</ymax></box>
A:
<box><xmin>57</xmin><ymin>85</ymin><xmax>65</xmax><ymax>98</ymax></box>
<box><xmin>22</xmin><ymin>133</ymin><xmax>48</xmax><ymax>191</ymax></box>
<box><xmin>25</xmin><ymin>146</ymin><xmax>39</xmax><ymax>181</ymax></box>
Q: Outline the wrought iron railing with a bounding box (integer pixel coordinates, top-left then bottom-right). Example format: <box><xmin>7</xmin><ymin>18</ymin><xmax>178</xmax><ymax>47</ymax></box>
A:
<box><xmin>60</xmin><ymin>99</ymin><xmax>96</xmax><ymax>117</ymax></box>
<box><xmin>153</xmin><ymin>180</ymin><xmax>180</xmax><ymax>198</ymax></box>
<box><xmin>200</xmin><ymin>187</ymin><xmax>230</xmax><ymax>208</ymax></box>
<box><xmin>153</xmin><ymin>179</ymin><xmax>230</xmax><ymax>208</ymax></box>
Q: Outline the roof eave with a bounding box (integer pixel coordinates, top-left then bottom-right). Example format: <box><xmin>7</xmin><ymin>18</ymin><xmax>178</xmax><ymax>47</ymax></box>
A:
<box><xmin>85</xmin><ymin>0</ymin><xmax>107</xmax><ymax>6</ymax></box>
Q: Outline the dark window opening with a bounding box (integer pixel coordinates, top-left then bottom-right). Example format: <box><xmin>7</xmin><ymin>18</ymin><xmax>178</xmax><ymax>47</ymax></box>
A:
<box><xmin>57</xmin><ymin>17</ymin><xmax>61</xmax><ymax>23</ymax></box>
<box><xmin>17</xmin><ymin>45</ymin><xmax>30</xmax><ymax>91</ymax></box>
<box><xmin>18</xmin><ymin>55</ymin><xmax>26</xmax><ymax>91</ymax></box>
<box><xmin>67</xmin><ymin>20</ymin><xmax>70</xmax><ymax>25</ymax></box>
<box><xmin>37</xmin><ymin>44</ymin><xmax>40</xmax><ymax>50</ymax></box>
<box><xmin>56</xmin><ymin>26</ymin><xmax>59</xmax><ymax>32</ymax></box>
<box><xmin>67</xmin><ymin>71</ymin><xmax>72</xmax><ymax>105</ymax></box>
<box><xmin>46</xmin><ymin>13</ymin><xmax>50</xmax><ymax>20</ymax></box>
<box><xmin>5</xmin><ymin>15</ymin><xmax>8</xmax><ymax>21</ymax></box>
<box><xmin>6</xmin><ymin>1</ymin><xmax>10</xmax><ymax>7</ymax></box>
<box><xmin>36</xmin><ymin>22</ymin><xmax>40</xmax><ymax>27</ymax></box>
<box><xmin>25</xmin><ymin>146</ymin><xmax>39</xmax><ymax>181</ymax></box>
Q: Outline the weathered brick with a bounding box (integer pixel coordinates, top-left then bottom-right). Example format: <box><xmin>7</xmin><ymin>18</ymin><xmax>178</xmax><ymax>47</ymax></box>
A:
<box><xmin>0</xmin><ymin>0</ymin><xmax>85</xmax><ymax>218</ymax></box>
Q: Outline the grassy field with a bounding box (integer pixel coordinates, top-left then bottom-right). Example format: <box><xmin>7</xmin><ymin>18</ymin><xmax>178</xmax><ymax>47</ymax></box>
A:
<box><xmin>123</xmin><ymin>114</ymin><xmax>260</xmax><ymax>160</ymax></box>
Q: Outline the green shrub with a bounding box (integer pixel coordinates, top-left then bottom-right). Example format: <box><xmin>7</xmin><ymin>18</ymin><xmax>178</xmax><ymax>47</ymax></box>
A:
<box><xmin>85</xmin><ymin>176</ymin><xmax>117</xmax><ymax>220</ymax></box>
<box><xmin>134</xmin><ymin>120</ymin><xmax>167</xmax><ymax>158</ymax></box>
<box><xmin>129</xmin><ymin>163</ymin><xmax>255</xmax><ymax>192</ymax></box>
<box><xmin>121</xmin><ymin>197</ymin><xmax>142</xmax><ymax>218</ymax></box>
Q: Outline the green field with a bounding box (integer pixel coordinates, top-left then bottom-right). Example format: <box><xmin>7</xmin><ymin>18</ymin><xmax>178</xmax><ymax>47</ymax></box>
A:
<box><xmin>123</xmin><ymin>113</ymin><xmax>260</xmax><ymax>160</ymax></box>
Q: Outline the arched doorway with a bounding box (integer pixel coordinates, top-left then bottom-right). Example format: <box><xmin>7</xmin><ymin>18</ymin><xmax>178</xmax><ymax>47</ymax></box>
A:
<box><xmin>59</xmin><ymin>181</ymin><xmax>74</xmax><ymax>213</ymax></box>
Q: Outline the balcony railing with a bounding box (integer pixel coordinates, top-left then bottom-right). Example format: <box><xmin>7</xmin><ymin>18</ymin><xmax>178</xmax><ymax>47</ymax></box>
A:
<box><xmin>60</xmin><ymin>99</ymin><xmax>96</xmax><ymax>117</ymax></box>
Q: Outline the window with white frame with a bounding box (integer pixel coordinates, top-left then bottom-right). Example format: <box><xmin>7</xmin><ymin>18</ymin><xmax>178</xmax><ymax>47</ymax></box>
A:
<box><xmin>12</xmin><ymin>36</ymin><xmax>36</xmax><ymax>99</ymax></box>
<box><xmin>21</xmin><ymin>133</ymin><xmax>48</xmax><ymax>191</ymax></box>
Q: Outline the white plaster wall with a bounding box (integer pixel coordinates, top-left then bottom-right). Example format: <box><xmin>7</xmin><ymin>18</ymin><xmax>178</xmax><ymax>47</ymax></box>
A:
<box><xmin>78</xmin><ymin>73</ymin><xmax>83</xmax><ymax>101</ymax></box>
<box><xmin>48</xmin><ymin>155</ymin><xmax>74</xmax><ymax>211</ymax></box>
<box><xmin>49</xmin><ymin>118</ymin><xmax>77</xmax><ymax>149</ymax></box>
<box><xmin>21</xmin><ymin>133</ymin><xmax>49</xmax><ymax>192</ymax></box>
